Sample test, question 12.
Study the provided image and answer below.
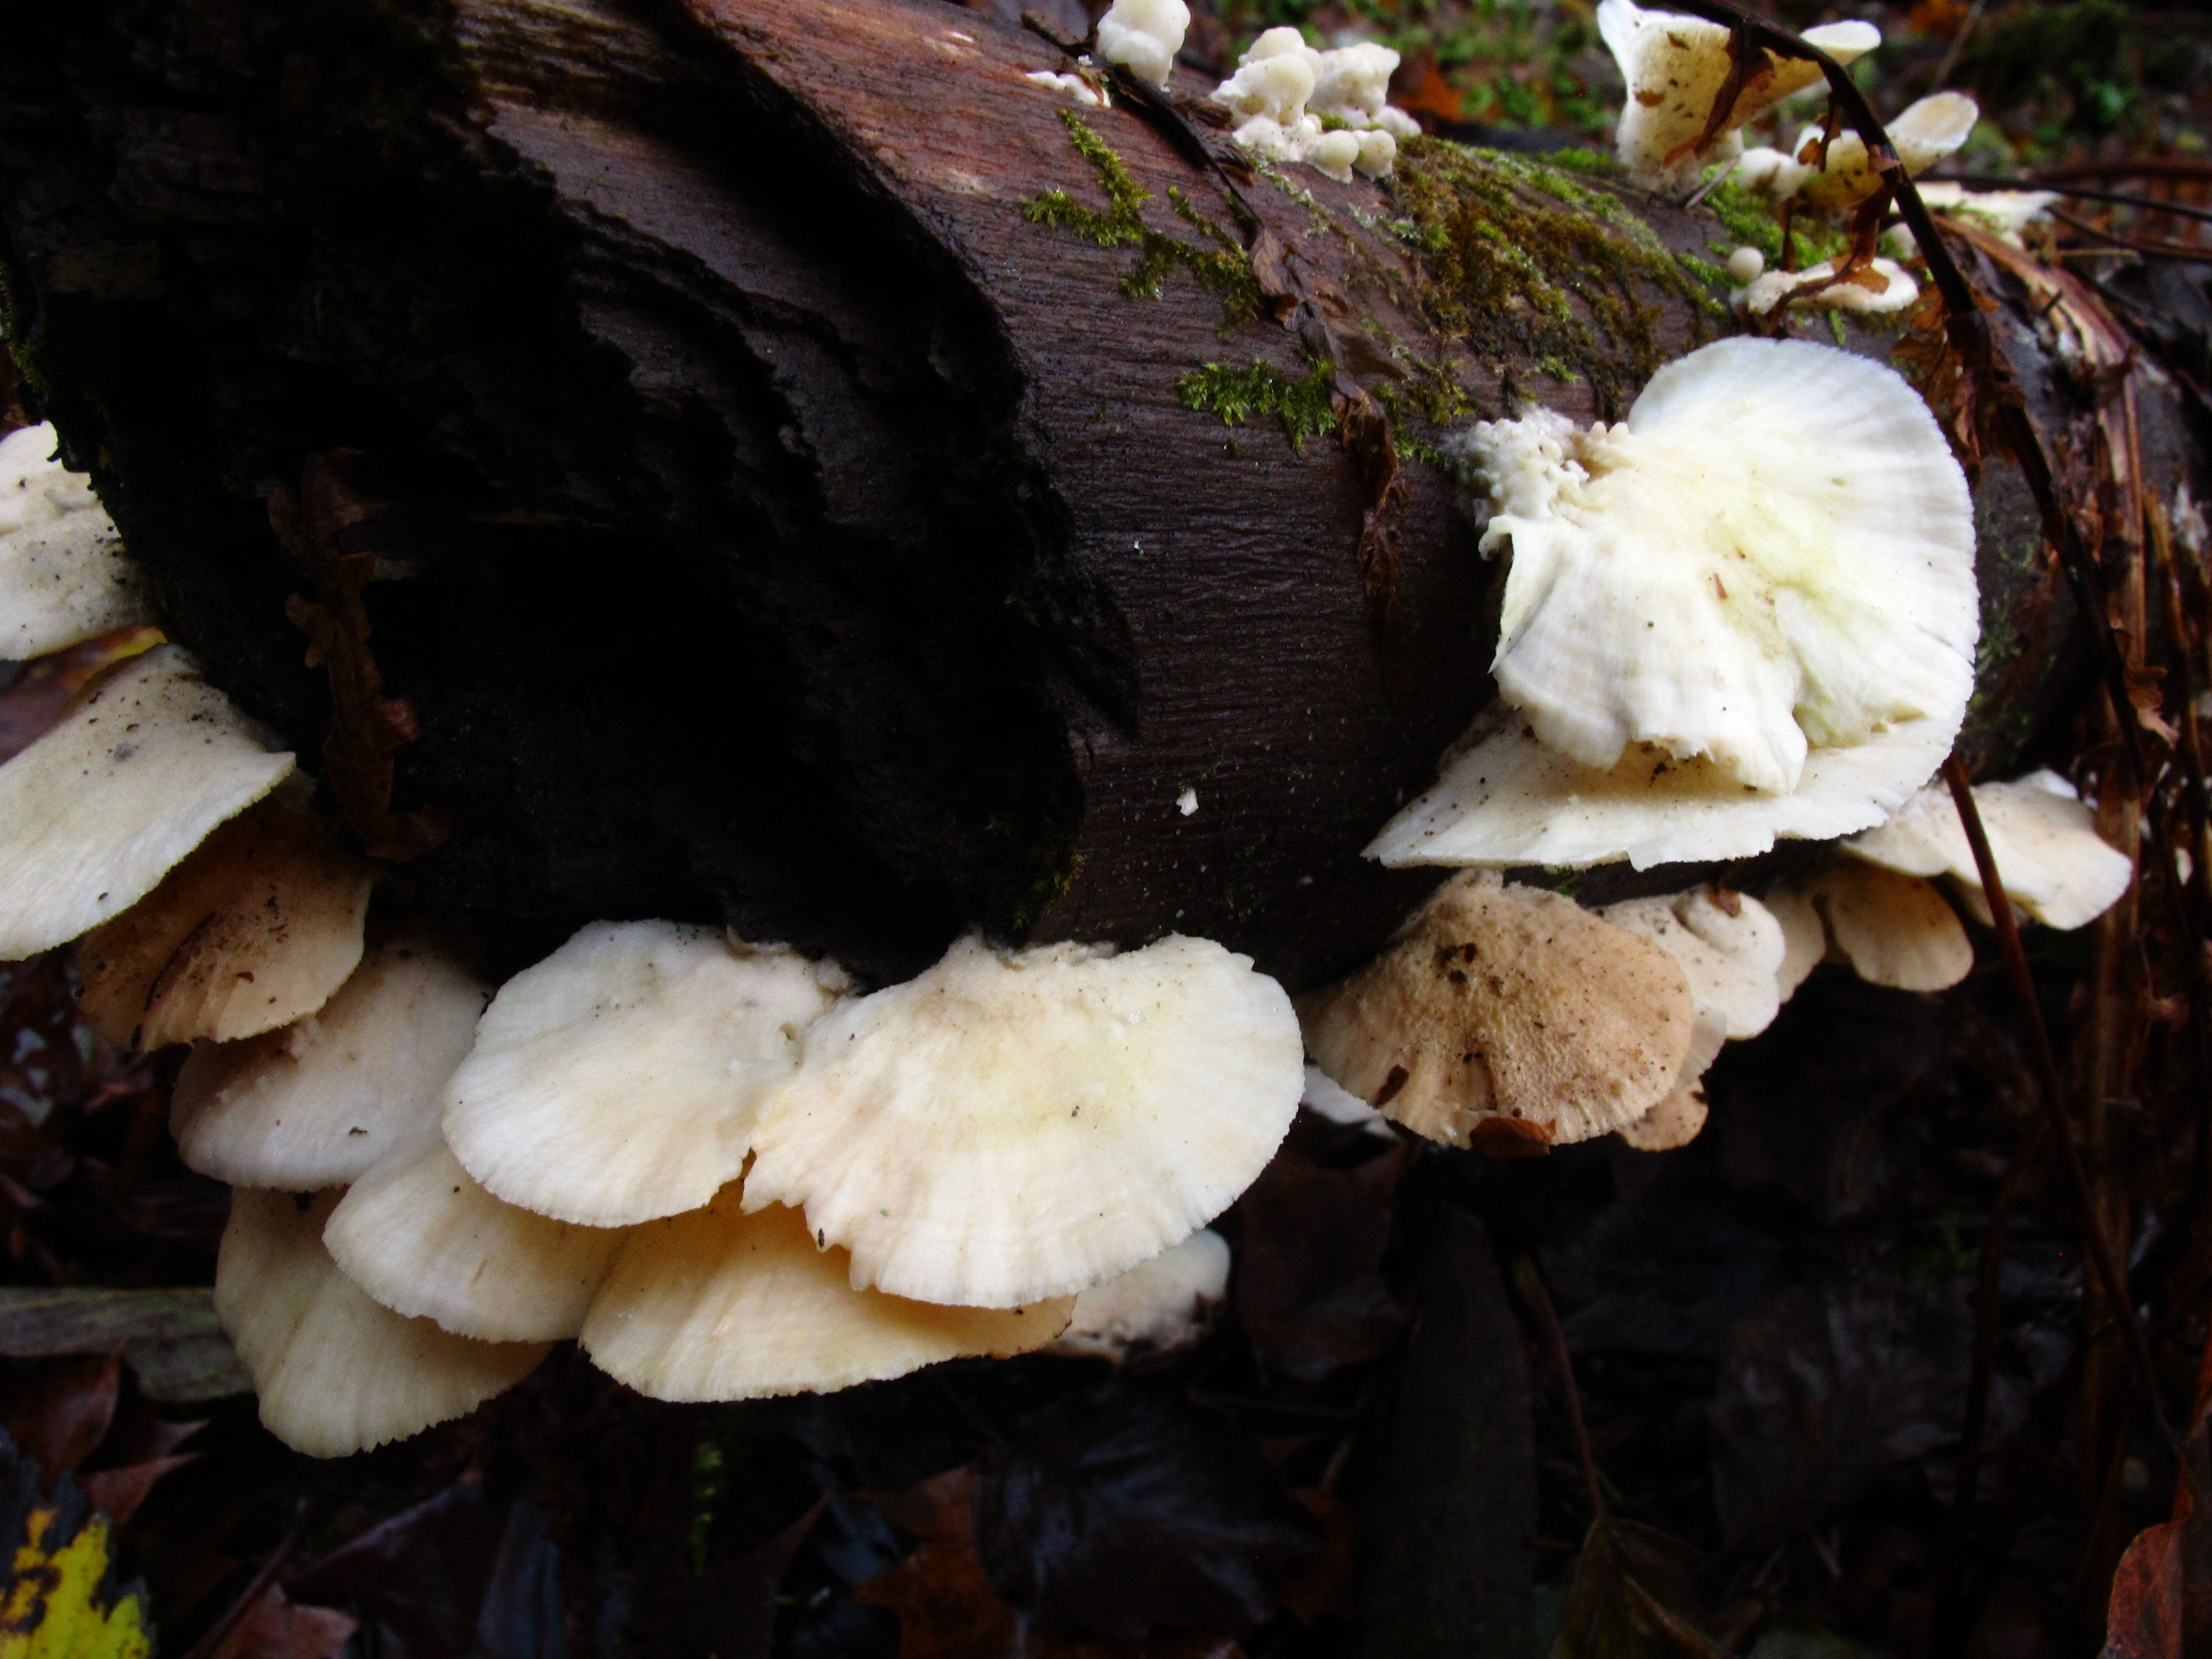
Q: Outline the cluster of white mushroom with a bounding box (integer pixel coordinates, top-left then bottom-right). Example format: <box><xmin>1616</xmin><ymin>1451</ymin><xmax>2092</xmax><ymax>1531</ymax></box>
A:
<box><xmin>0</xmin><ymin>426</ymin><xmax>1299</xmax><ymax>1456</ymax></box>
<box><xmin>1028</xmin><ymin>1</ymin><xmax>1417</xmax><ymax>186</ymax></box>
<box><xmin>1599</xmin><ymin>0</ymin><xmax>1991</xmax><ymax>320</ymax></box>
<box><xmin>1208</xmin><ymin>29</ymin><xmax>1416</xmax><ymax>183</ymax></box>
<box><xmin>1304</xmin><ymin>327</ymin><xmax>2134</xmax><ymax>1151</ymax></box>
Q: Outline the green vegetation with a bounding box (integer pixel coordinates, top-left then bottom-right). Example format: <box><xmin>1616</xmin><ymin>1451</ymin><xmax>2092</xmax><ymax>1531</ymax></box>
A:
<box><xmin>1176</xmin><ymin>360</ymin><xmax>1338</xmax><ymax>452</ymax></box>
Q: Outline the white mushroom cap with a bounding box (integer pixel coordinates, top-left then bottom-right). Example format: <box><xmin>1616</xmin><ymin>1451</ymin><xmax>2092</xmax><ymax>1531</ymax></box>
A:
<box><xmin>75</xmin><ymin>795</ymin><xmax>374</xmax><ymax>1051</ymax></box>
<box><xmin>1306</xmin><ymin>130</ymin><xmax>1364</xmax><ymax>184</ymax></box>
<box><xmin>1788</xmin><ymin>860</ymin><xmax>1974</xmax><ymax>991</ymax></box>
<box><xmin>1215</xmin><ymin>49</ymin><xmax>1316</xmax><ymax>126</ymax></box>
<box><xmin>1734</xmin><ymin>258</ymin><xmax>1920</xmax><ymax>317</ymax></box>
<box><xmin>1312</xmin><ymin>41</ymin><xmax>1400</xmax><ymax>123</ymax></box>
<box><xmin>1735</xmin><ymin>146</ymin><xmax>1814</xmax><ymax>199</ymax></box>
<box><xmin>323</xmin><ymin>1141</ymin><xmax>624</xmax><ymax>1342</ymax></box>
<box><xmin>1371</xmin><ymin>695</ymin><xmax>1963</xmax><ymax>873</ymax></box>
<box><xmin>1377</xmin><ymin>338</ymin><xmax>1975</xmax><ymax>871</ymax></box>
<box><xmin>443</xmin><ymin>923</ymin><xmax>849</xmax><ymax>1228</ymax></box>
<box><xmin>1794</xmin><ymin>93</ymin><xmax>1979</xmax><ymax>210</ymax></box>
<box><xmin>0</xmin><ymin>432</ymin><xmax>150</xmax><ymax>661</ymax></box>
<box><xmin>1598</xmin><ymin>0</ymin><xmax>1880</xmax><ymax>189</ymax></box>
<box><xmin>0</xmin><ymin>424</ymin><xmax>151</xmax><ymax>662</ymax></box>
<box><xmin>1599</xmin><ymin>886</ymin><xmax>1786</xmax><ymax>1039</ymax></box>
<box><xmin>1048</xmin><ymin>1229</ymin><xmax>1231</xmax><ymax>1362</ymax></box>
<box><xmin>1095</xmin><ymin>0</ymin><xmax>1190</xmax><ymax>89</ymax></box>
<box><xmin>1466</xmin><ymin>338</ymin><xmax>1975</xmax><ymax>796</ymax></box>
<box><xmin>578</xmin><ymin>1193</ymin><xmax>1072</xmax><ymax>1403</ymax></box>
<box><xmin>1354</xmin><ymin>130</ymin><xmax>1398</xmax><ymax>179</ymax></box>
<box><xmin>1299</xmin><ymin>873</ymin><xmax>1695</xmax><ymax>1151</ymax></box>
<box><xmin>743</xmin><ymin>933</ymin><xmax>1302</xmax><ymax>1309</ymax></box>
<box><xmin>170</xmin><ymin>934</ymin><xmax>491</xmax><ymax>1187</ymax></box>
<box><xmin>0</xmin><ymin>645</ymin><xmax>295</xmax><ymax>959</ymax></box>
<box><xmin>1845</xmin><ymin>769</ymin><xmax>2134</xmax><ymax>930</ymax></box>
<box><xmin>1917</xmin><ymin>183</ymin><xmax>2059</xmax><ymax>247</ymax></box>
<box><xmin>1765</xmin><ymin>878</ymin><xmax>1827</xmax><ymax>1000</ymax></box>
<box><xmin>216</xmin><ymin>1188</ymin><xmax>549</xmax><ymax>1458</ymax></box>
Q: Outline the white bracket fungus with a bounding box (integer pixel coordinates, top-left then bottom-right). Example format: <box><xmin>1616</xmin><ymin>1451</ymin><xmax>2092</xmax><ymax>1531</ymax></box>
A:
<box><xmin>1371</xmin><ymin>337</ymin><xmax>1977</xmax><ymax>871</ymax></box>
<box><xmin>1774</xmin><ymin>860</ymin><xmax>1974</xmax><ymax>992</ymax></box>
<box><xmin>1599</xmin><ymin>886</ymin><xmax>1787</xmax><ymax>1041</ymax></box>
<box><xmin>579</xmin><ymin>1194</ymin><xmax>1073</xmax><ymax>1403</ymax></box>
<box><xmin>1598</xmin><ymin>0</ymin><xmax>1879</xmax><ymax>191</ymax></box>
<box><xmin>170</xmin><ymin>933</ymin><xmax>492</xmax><ymax>1187</ymax></box>
<box><xmin>442</xmin><ymin>921</ymin><xmax>850</xmax><ymax>1228</ymax></box>
<box><xmin>1912</xmin><ymin>183</ymin><xmax>2059</xmax><ymax>249</ymax></box>
<box><xmin>1734</xmin><ymin>257</ymin><xmax>1920</xmax><ymax>318</ymax></box>
<box><xmin>1791</xmin><ymin>93</ymin><xmax>1979</xmax><ymax>212</ymax></box>
<box><xmin>216</xmin><ymin>1188</ymin><xmax>549</xmax><ymax>1459</ymax></box>
<box><xmin>1845</xmin><ymin>768</ymin><xmax>2134</xmax><ymax>931</ymax></box>
<box><xmin>1024</xmin><ymin>70</ymin><xmax>1106</xmax><ymax>108</ymax></box>
<box><xmin>0</xmin><ymin>645</ymin><xmax>296</xmax><ymax>959</ymax></box>
<box><xmin>1048</xmin><ymin>1228</ymin><xmax>1231</xmax><ymax>1362</ymax></box>
<box><xmin>1094</xmin><ymin>0</ymin><xmax>1188</xmax><ymax>89</ymax></box>
<box><xmin>75</xmin><ymin>794</ymin><xmax>375</xmax><ymax>1051</ymax></box>
<box><xmin>324</xmin><ymin>1142</ymin><xmax>626</xmax><ymax>1344</ymax></box>
<box><xmin>0</xmin><ymin>423</ymin><xmax>150</xmax><ymax>661</ymax></box>
<box><xmin>742</xmin><ymin>933</ymin><xmax>1302</xmax><ymax>1309</ymax></box>
<box><xmin>1299</xmin><ymin>873</ymin><xmax>1695</xmax><ymax>1150</ymax></box>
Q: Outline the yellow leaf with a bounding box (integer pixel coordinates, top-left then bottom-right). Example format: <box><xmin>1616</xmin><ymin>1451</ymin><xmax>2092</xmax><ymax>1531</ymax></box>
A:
<box><xmin>0</xmin><ymin>1502</ymin><xmax>153</xmax><ymax>1659</ymax></box>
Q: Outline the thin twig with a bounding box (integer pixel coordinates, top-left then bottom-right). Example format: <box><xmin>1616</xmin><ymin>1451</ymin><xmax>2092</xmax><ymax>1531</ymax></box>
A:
<box><xmin>1513</xmin><ymin>1256</ymin><xmax>1606</xmax><ymax>1524</ymax></box>
<box><xmin>1926</xmin><ymin>0</ymin><xmax>1987</xmax><ymax>95</ymax></box>
<box><xmin>1942</xmin><ymin>759</ymin><xmax>2182</xmax><ymax>1458</ymax></box>
<box><xmin>179</xmin><ymin>1509</ymin><xmax>309</xmax><ymax>1659</ymax></box>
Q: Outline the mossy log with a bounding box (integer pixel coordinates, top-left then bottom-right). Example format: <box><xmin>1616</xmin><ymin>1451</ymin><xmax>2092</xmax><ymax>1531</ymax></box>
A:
<box><xmin>0</xmin><ymin>0</ymin><xmax>2170</xmax><ymax>988</ymax></box>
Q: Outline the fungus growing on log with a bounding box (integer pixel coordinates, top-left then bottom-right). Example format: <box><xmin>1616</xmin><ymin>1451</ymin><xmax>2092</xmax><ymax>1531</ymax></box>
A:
<box><xmin>216</xmin><ymin>1189</ymin><xmax>549</xmax><ymax>1458</ymax></box>
<box><xmin>442</xmin><ymin>923</ymin><xmax>850</xmax><ymax>1228</ymax></box>
<box><xmin>1299</xmin><ymin>874</ymin><xmax>1695</xmax><ymax>1150</ymax></box>
<box><xmin>744</xmin><ymin>933</ymin><xmax>1302</xmax><ymax>1307</ymax></box>
<box><xmin>1845</xmin><ymin>770</ymin><xmax>2134</xmax><ymax>931</ymax></box>
<box><xmin>1791</xmin><ymin>93</ymin><xmax>1980</xmax><ymax>211</ymax></box>
<box><xmin>1094</xmin><ymin>0</ymin><xmax>1187</xmax><ymax>89</ymax></box>
<box><xmin>0</xmin><ymin>423</ymin><xmax>149</xmax><ymax>659</ymax></box>
<box><xmin>1598</xmin><ymin>0</ymin><xmax>1879</xmax><ymax>190</ymax></box>
<box><xmin>1372</xmin><ymin>338</ymin><xmax>1978</xmax><ymax>871</ymax></box>
<box><xmin>579</xmin><ymin>1191</ymin><xmax>1073</xmax><ymax>1403</ymax></box>
<box><xmin>170</xmin><ymin>934</ymin><xmax>492</xmax><ymax>1188</ymax></box>
<box><xmin>323</xmin><ymin>1142</ymin><xmax>626</xmax><ymax>1344</ymax></box>
<box><xmin>0</xmin><ymin>646</ymin><xmax>295</xmax><ymax>959</ymax></box>
<box><xmin>75</xmin><ymin>793</ymin><xmax>375</xmax><ymax>1051</ymax></box>
<box><xmin>1773</xmin><ymin>860</ymin><xmax>1976</xmax><ymax>993</ymax></box>
<box><xmin>1049</xmin><ymin>1228</ymin><xmax>1232</xmax><ymax>1362</ymax></box>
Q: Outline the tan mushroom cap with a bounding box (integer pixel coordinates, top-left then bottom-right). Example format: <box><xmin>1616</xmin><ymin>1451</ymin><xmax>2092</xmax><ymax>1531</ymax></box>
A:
<box><xmin>75</xmin><ymin>794</ymin><xmax>374</xmax><ymax>1051</ymax></box>
<box><xmin>324</xmin><ymin>1141</ymin><xmax>625</xmax><ymax>1343</ymax></box>
<box><xmin>171</xmin><ymin>935</ymin><xmax>491</xmax><ymax>1187</ymax></box>
<box><xmin>1598</xmin><ymin>0</ymin><xmax>1879</xmax><ymax>189</ymax></box>
<box><xmin>1370</xmin><ymin>700</ymin><xmax>1960</xmax><ymax>871</ymax></box>
<box><xmin>1765</xmin><ymin>879</ymin><xmax>1828</xmax><ymax>1000</ymax></box>
<box><xmin>0</xmin><ymin>423</ymin><xmax>152</xmax><ymax>660</ymax></box>
<box><xmin>1794</xmin><ymin>92</ymin><xmax>1979</xmax><ymax>210</ymax></box>
<box><xmin>579</xmin><ymin>1193</ymin><xmax>1073</xmax><ymax>1403</ymax></box>
<box><xmin>743</xmin><ymin>933</ymin><xmax>1302</xmax><ymax>1309</ymax></box>
<box><xmin>1299</xmin><ymin>873</ymin><xmax>1695</xmax><ymax>1151</ymax></box>
<box><xmin>1618</xmin><ymin>1085</ymin><xmax>1710</xmax><ymax>1151</ymax></box>
<box><xmin>1048</xmin><ymin>1228</ymin><xmax>1232</xmax><ymax>1362</ymax></box>
<box><xmin>216</xmin><ymin>1188</ymin><xmax>549</xmax><ymax>1458</ymax></box>
<box><xmin>443</xmin><ymin>922</ymin><xmax>850</xmax><ymax>1228</ymax></box>
<box><xmin>0</xmin><ymin>645</ymin><xmax>295</xmax><ymax>959</ymax></box>
<box><xmin>1844</xmin><ymin>769</ymin><xmax>2134</xmax><ymax>931</ymax></box>
<box><xmin>1599</xmin><ymin>887</ymin><xmax>1786</xmax><ymax>1040</ymax></box>
<box><xmin>1791</xmin><ymin>860</ymin><xmax>1973</xmax><ymax>992</ymax></box>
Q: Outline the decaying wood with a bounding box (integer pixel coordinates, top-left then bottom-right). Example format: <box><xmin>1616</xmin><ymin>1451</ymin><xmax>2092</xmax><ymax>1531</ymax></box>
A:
<box><xmin>0</xmin><ymin>0</ymin><xmax>2180</xmax><ymax>989</ymax></box>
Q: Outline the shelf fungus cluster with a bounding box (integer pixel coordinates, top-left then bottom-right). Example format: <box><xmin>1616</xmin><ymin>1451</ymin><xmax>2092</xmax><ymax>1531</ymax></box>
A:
<box><xmin>0</xmin><ymin>431</ymin><xmax>1306</xmax><ymax>1456</ymax></box>
<box><xmin>1305</xmin><ymin>324</ymin><xmax>2068</xmax><ymax>1156</ymax></box>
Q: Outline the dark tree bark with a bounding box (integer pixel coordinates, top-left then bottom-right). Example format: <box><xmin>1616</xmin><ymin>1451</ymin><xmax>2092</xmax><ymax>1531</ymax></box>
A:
<box><xmin>0</xmin><ymin>0</ymin><xmax>2155</xmax><ymax>987</ymax></box>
